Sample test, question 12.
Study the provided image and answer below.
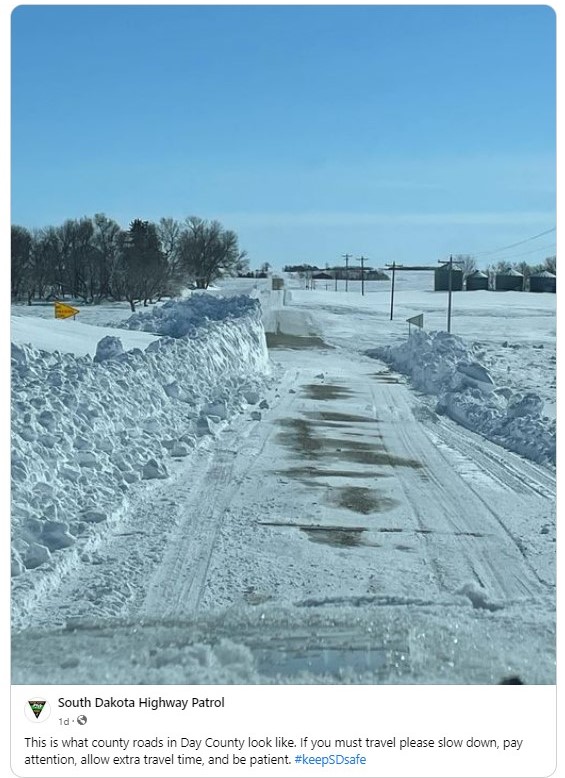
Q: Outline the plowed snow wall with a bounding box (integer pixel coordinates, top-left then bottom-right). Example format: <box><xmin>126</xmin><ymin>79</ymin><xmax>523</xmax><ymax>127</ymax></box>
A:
<box><xmin>11</xmin><ymin>308</ymin><xmax>270</xmax><ymax>588</ymax></box>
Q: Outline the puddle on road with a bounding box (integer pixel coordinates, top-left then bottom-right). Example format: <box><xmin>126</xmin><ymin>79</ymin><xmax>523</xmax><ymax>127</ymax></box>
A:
<box><xmin>332</xmin><ymin>486</ymin><xmax>398</xmax><ymax>515</ymax></box>
<box><xmin>266</xmin><ymin>333</ymin><xmax>332</xmax><ymax>350</ymax></box>
<box><xmin>302</xmin><ymin>384</ymin><xmax>354</xmax><ymax>401</ymax></box>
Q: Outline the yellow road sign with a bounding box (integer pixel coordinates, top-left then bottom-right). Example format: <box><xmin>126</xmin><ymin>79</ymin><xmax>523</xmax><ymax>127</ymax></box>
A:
<box><xmin>54</xmin><ymin>302</ymin><xmax>80</xmax><ymax>320</ymax></box>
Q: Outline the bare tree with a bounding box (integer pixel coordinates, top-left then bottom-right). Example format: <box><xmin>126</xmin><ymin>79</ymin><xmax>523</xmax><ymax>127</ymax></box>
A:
<box><xmin>178</xmin><ymin>217</ymin><xmax>246</xmax><ymax>289</ymax></box>
<box><xmin>513</xmin><ymin>260</ymin><xmax>532</xmax><ymax>281</ymax></box>
<box><xmin>544</xmin><ymin>255</ymin><xmax>556</xmax><ymax>274</ymax></box>
<box><xmin>11</xmin><ymin>225</ymin><xmax>32</xmax><ymax>300</ymax></box>
<box><xmin>115</xmin><ymin>219</ymin><xmax>167</xmax><ymax>311</ymax></box>
<box><xmin>454</xmin><ymin>254</ymin><xmax>477</xmax><ymax>278</ymax></box>
<box><xmin>156</xmin><ymin>217</ymin><xmax>185</xmax><ymax>297</ymax></box>
<box><xmin>92</xmin><ymin>213</ymin><xmax>122</xmax><ymax>302</ymax></box>
<box><xmin>11</xmin><ymin>212</ymin><xmax>249</xmax><ymax>303</ymax></box>
<box><xmin>28</xmin><ymin>227</ymin><xmax>59</xmax><ymax>303</ymax></box>
<box><xmin>494</xmin><ymin>259</ymin><xmax>512</xmax><ymax>274</ymax></box>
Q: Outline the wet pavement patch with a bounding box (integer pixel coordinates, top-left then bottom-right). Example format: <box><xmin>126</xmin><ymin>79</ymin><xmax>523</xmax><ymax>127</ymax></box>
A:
<box><xmin>278</xmin><ymin>466</ymin><xmax>390</xmax><ymax>480</ymax></box>
<box><xmin>302</xmin><ymin>384</ymin><xmax>354</xmax><ymax>401</ymax></box>
<box><xmin>276</xmin><ymin>419</ymin><xmax>326</xmax><ymax>455</ymax></box>
<box><xmin>304</xmin><ymin>411</ymin><xmax>378</xmax><ymax>424</ymax></box>
<box><xmin>266</xmin><ymin>333</ymin><xmax>333</xmax><ymax>350</ymax></box>
<box><xmin>370</xmin><ymin>372</ymin><xmax>401</xmax><ymax>383</ymax></box>
<box><xmin>303</xmin><ymin>527</ymin><xmax>369</xmax><ymax>547</ymax></box>
<box><xmin>332</xmin><ymin>486</ymin><xmax>398</xmax><ymax>515</ymax></box>
<box><xmin>336</xmin><ymin>449</ymin><xmax>423</xmax><ymax>468</ymax></box>
<box><xmin>323</xmin><ymin>437</ymin><xmax>385</xmax><ymax>451</ymax></box>
<box><xmin>258</xmin><ymin>521</ymin><xmax>380</xmax><ymax>548</ymax></box>
<box><xmin>276</xmin><ymin>417</ymin><xmax>422</xmax><ymax>469</ymax></box>
<box><xmin>375</xmin><ymin>527</ymin><xmax>487</xmax><ymax>538</ymax></box>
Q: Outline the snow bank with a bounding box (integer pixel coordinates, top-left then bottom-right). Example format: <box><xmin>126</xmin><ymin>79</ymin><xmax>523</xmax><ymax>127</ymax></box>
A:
<box><xmin>366</xmin><ymin>330</ymin><xmax>555</xmax><ymax>466</ymax></box>
<box><xmin>11</xmin><ymin>297</ymin><xmax>270</xmax><ymax>589</ymax></box>
<box><xmin>120</xmin><ymin>293</ymin><xmax>259</xmax><ymax>338</ymax></box>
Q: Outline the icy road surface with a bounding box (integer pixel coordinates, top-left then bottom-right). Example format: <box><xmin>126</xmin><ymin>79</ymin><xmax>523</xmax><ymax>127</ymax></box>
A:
<box><xmin>12</xmin><ymin>303</ymin><xmax>555</xmax><ymax>684</ymax></box>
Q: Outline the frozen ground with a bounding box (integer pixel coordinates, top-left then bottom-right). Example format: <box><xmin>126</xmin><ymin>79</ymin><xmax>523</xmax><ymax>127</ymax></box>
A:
<box><xmin>11</xmin><ymin>274</ymin><xmax>555</xmax><ymax>684</ymax></box>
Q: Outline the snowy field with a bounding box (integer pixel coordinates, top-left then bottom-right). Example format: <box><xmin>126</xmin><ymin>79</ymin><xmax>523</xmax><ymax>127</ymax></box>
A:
<box><xmin>11</xmin><ymin>273</ymin><xmax>556</xmax><ymax>684</ymax></box>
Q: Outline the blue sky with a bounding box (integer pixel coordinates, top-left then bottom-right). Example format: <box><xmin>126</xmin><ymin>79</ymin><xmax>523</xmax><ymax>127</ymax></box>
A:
<box><xmin>11</xmin><ymin>4</ymin><xmax>556</xmax><ymax>269</ymax></box>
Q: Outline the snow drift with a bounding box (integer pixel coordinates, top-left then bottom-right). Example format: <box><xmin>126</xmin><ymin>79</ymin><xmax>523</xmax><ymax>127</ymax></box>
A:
<box><xmin>366</xmin><ymin>330</ymin><xmax>555</xmax><ymax>466</ymax></box>
<box><xmin>11</xmin><ymin>296</ymin><xmax>271</xmax><ymax>594</ymax></box>
<box><xmin>119</xmin><ymin>293</ymin><xmax>259</xmax><ymax>338</ymax></box>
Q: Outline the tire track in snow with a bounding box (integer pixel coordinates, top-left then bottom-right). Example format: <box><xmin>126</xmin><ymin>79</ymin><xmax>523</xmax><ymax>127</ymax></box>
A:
<box><xmin>428</xmin><ymin>413</ymin><xmax>555</xmax><ymax>500</ymax></box>
<box><xmin>419</xmin><ymin>415</ymin><xmax>555</xmax><ymax>589</ymax></box>
<box><xmin>138</xmin><ymin>370</ymin><xmax>301</xmax><ymax>619</ymax></box>
<box><xmin>366</xmin><ymin>379</ymin><xmax>549</xmax><ymax>604</ymax></box>
<box><xmin>138</xmin><ymin>448</ymin><xmax>239</xmax><ymax>618</ymax></box>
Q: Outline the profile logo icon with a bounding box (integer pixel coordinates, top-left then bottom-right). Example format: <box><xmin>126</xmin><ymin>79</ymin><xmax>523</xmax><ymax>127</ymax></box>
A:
<box><xmin>25</xmin><ymin>699</ymin><xmax>50</xmax><ymax>722</ymax></box>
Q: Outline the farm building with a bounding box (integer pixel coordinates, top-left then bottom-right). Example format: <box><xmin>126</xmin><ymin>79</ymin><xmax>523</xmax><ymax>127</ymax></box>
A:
<box><xmin>465</xmin><ymin>270</ymin><xmax>489</xmax><ymax>291</ymax></box>
<box><xmin>495</xmin><ymin>269</ymin><xmax>524</xmax><ymax>291</ymax></box>
<box><xmin>529</xmin><ymin>270</ymin><xmax>556</xmax><ymax>293</ymax></box>
<box><xmin>434</xmin><ymin>263</ymin><xmax>463</xmax><ymax>291</ymax></box>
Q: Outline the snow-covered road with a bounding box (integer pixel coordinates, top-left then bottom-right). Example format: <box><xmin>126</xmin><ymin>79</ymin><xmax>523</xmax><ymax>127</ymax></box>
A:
<box><xmin>12</xmin><ymin>292</ymin><xmax>555</xmax><ymax>684</ymax></box>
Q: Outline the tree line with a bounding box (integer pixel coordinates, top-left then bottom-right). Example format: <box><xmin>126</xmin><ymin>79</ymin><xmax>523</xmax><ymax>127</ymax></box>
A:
<box><xmin>453</xmin><ymin>254</ymin><xmax>556</xmax><ymax>279</ymax></box>
<box><xmin>11</xmin><ymin>214</ymin><xmax>249</xmax><ymax>310</ymax></box>
<box><xmin>283</xmin><ymin>256</ymin><xmax>556</xmax><ymax>279</ymax></box>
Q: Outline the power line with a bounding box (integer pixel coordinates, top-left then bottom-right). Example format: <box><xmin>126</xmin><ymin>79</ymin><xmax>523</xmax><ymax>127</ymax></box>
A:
<box><xmin>493</xmin><ymin>242</ymin><xmax>556</xmax><ymax>262</ymax></box>
<box><xmin>472</xmin><ymin>227</ymin><xmax>556</xmax><ymax>258</ymax></box>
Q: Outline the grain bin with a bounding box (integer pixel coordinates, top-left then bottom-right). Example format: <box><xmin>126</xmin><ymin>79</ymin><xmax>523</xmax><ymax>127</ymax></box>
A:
<box><xmin>495</xmin><ymin>268</ymin><xmax>524</xmax><ymax>291</ymax></box>
<box><xmin>465</xmin><ymin>270</ymin><xmax>489</xmax><ymax>291</ymax></box>
<box><xmin>529</xmin><ymin>270</ymin><xmax>556</xmax><ymax>293</ymax></box>
<box><xmin>434</xmin><ymin>263</ymin><xmax>463</xmax><ymax>291</ymax></box>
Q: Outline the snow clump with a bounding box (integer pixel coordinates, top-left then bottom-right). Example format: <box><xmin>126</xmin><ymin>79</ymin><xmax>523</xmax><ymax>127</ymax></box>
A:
<box><xmin>366</xmin><ymin>329</ymin><xmax>555</xmax><ymax>466</ymax></box>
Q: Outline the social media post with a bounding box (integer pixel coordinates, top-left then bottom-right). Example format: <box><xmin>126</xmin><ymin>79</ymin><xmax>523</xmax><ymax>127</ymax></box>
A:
<box><xmin>10</xmin><ymin>685</ymin><xmax>556</xmax><ymax>777</ymax></box>
<box><xmin>8</xmin><ymin>1</ymin><xmax>558</xmax><ymax>777</ymax></box>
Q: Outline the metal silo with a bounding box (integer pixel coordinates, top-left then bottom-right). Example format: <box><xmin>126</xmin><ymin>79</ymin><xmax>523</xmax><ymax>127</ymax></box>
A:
<box><xmin>529</xmin><ymin>270</ymin><xmax>556</xmax><ymax>293</ymax></box>
<box><xmin>495</xmin><ymin>268</ymin><xmax>524</xmax><ymax>291</ymax></box>
<box><xmin>434</xmin><ymin>263</ymin><xmax>463</xmax><ymax>291</ymax></box>
<box><xmin>465</xmin><ymin>270</ymin><xmax>489</xmax><ymax>291</ymax></box>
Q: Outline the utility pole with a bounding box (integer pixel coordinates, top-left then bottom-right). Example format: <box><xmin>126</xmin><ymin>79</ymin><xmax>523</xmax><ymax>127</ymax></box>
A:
<box><xmin>447</xmin><ymin>255</ymin><xmax>453</xmax><ymax>333</ymax></box>
<box><xmin>438</xmin><ymin>255</ymin><xmax>463</xmax><ymax>333</ymax></box>
<box><xmin>358</xmin><ymin>256</ymin><xmax>367</xmax><ymax>296</ymax></box>
<box><xmin>390</xmin><ymin>261</ymin><xmax>396</xmax><ymax>320</ymax></box>
<box><xmin>386</xmin><ymin>262</ymin><xmax>441</xmax><ymax>323</ymax></box>
<box><xmin>342</xmin><ymin>253</ymin><xmax>351</xmax><ymax>291</ymax></box>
